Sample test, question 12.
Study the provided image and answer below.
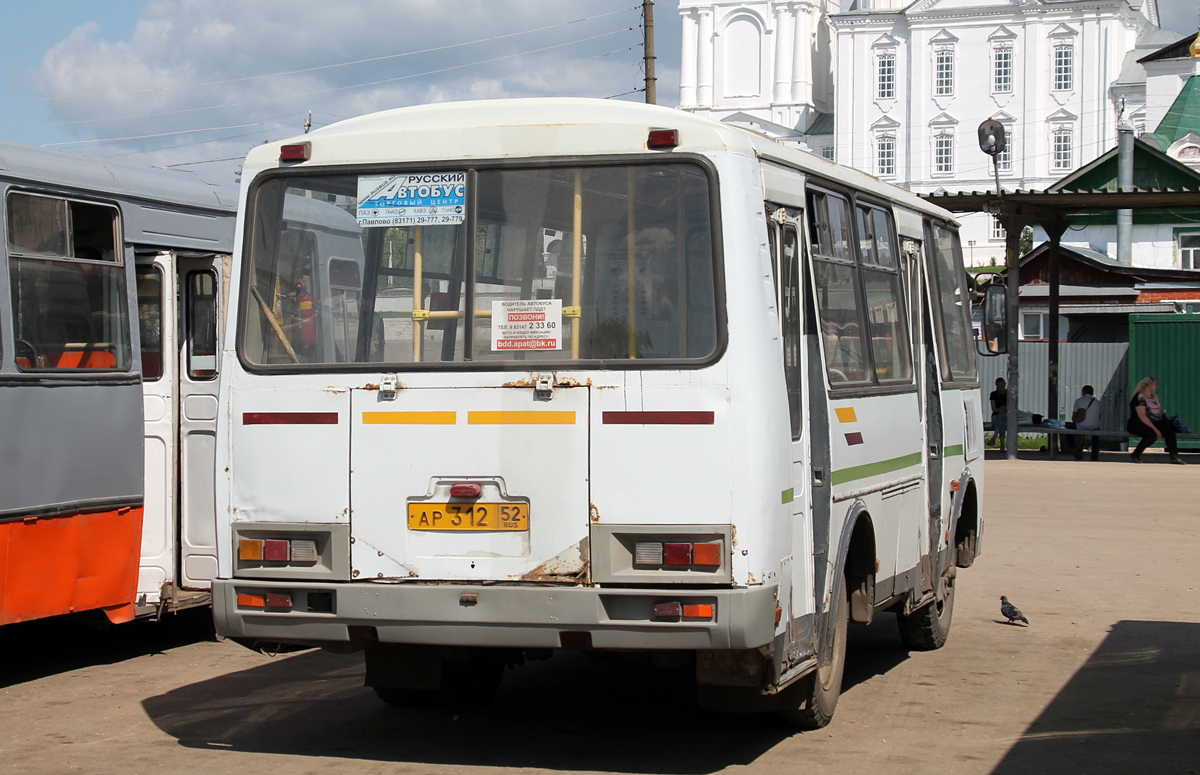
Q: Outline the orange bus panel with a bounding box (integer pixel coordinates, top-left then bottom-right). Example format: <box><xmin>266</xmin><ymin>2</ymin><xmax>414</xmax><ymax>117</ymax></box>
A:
<box><xmin>0</xmin><ymin>507</ymin><xmax>143</xmax><ymax>626</ymax></box>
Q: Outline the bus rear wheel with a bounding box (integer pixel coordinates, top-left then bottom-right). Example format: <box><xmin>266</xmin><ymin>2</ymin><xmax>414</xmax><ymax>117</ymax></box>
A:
<box><xmin>779</xmin><ymin>579</ymin><xmax>848</xmax><ymax>729</ymax></box>
<box><xmin>897</xmin><ymin>568</ymin><xmax>955</xmax><ymax>651</ymax></box>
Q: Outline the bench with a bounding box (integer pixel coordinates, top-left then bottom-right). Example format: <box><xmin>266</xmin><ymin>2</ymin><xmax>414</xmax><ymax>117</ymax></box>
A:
<box><xmin>985</xmin><ymin>422</ymin><xmax>1200</xmax><ymax>459</ymax></box>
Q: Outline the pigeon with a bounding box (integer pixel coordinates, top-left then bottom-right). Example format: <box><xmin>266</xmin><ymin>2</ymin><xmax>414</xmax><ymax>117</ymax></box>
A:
<box><xmin>1000</xmin><ymin>596</ymin><xmax>1029</xmax><ymax>625</ymax></box>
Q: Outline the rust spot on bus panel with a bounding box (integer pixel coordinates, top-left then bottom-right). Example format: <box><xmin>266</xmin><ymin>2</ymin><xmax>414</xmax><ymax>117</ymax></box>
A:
<box><xmin>520</xmin><ymin>537</ymin><xmax>590</xmax><ymax>583</ymax></box>
<box><xmin>589</xmin><ymin>503</ymin><xmax>601</xmax><ymax>523</ymax></box>
<box><xmin>502</xmin><ymin>378</ymin><xmax>535</xmax><ymax>388</ymax></box>
<box><xmin>359</xmin><ymin>381</ymin><xmax>402</xmax><ymax>391</ymax></box>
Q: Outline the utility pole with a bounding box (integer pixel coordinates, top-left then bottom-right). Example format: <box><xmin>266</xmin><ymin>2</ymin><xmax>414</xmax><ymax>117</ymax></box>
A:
<box><xmin>643</xmin><ymin>0</ymin><xmax>657</xmax><ymax>104</ymax></box>
<box><xmin>304</xmin><ymin>111</ymin><xmax>312</xmax><ymax>134</ymax></box>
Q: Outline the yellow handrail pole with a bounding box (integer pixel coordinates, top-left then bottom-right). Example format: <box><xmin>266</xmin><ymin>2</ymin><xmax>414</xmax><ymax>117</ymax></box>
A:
<box><xmin>571</xmin><ymin>169</ymin><xmax>583</xmax><ymax>359</ymax></box>
<box><xmin>413</xmin><ymin>226</ymin><xmax>423</xmax><ymax>363</ymax></box>
<box><xmin>627</xmin><ymin>168</ymin><xmax>637</xmax><ymax>359</ymax></box>
<box><xmin>676</xmin><ymin>168</ymin><xmax>687</xmax><ymax>357</ymax></box>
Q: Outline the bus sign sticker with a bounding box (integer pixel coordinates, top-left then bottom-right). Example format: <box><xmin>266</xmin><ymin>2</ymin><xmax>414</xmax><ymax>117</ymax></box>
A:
<box><xmin>492</xmin><ymin>299</ymin><xmax>562</xmax><ymax>351</ymax></box>
<box><xmin>356</xmin><ymin>172</ymin><xmax>467</xmax><ymax>227</ymax></box>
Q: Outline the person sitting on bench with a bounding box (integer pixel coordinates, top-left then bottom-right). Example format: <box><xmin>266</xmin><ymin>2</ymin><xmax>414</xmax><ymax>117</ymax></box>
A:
<box><xmin>1063</xmin><ymin>385</ymin><xmax>1102</xmax><ymax>461</ymax></box>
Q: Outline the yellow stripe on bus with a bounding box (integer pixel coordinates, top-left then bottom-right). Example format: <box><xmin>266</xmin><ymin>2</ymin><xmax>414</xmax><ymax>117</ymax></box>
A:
<box><xmin>467</xmin><ymin>411</ymin><xmax>577</xmax><ymax>425</ymax></box>
<box><xmin>363</xmin><ymin>411</ymin><xmax>457</xmax><ymax>425</ymax></box>
<box><xmin>835</xmin><ymin>407</ymin><xmax>858</xmax><ymax>423</ymax></box>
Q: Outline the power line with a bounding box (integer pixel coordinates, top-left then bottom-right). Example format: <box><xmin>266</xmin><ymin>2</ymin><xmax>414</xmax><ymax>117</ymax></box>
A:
<box><xmin>35</xmin><ymin>27</ymin><xmax>637</xmax><ymax>149</ymax></box>
<box><xmin>1</xmin><ymin>5</ymin><xmax>641</xmax><ymax>107</ymax></box>
<box><xmin>2</xmin><ymin>25</ymin><xmax>637</xmax><ymax>134</ymax></box>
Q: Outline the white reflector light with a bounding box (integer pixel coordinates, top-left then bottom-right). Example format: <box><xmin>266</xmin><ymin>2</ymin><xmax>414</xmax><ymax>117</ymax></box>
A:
<box><xmin>635</xmin><ymin>541</ymin><xmax>664</xmax><ymax>566</ymax></box>
<box><xmin>290</xmin><ymin>540</ymin><xmax>319</xmax><ymax>563</ymax></box>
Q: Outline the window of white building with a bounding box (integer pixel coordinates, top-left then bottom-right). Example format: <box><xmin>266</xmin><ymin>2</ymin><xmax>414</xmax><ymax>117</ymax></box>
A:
<box><xmin>877</xmin><ymin>135</ymin><xmax>895</xmax><ymax>177</ymax></box>
<box><xmin>1180</xmin><ymin>233</ymin><xmax>1200</xmax><ymax>269</ymax></box>
<box><xmin>935</xmin><ymin>49</ymin><xmax>955</xmax><ymax>96</ymax></box>
<box><xmin>1053</xmin><ymin>45</ymin><xmax>1073</xmax><ymax>91</ymax></box>
<box><xmin>991</xmin><ymin>216</ymin><xmax>1006</xmax><ymax>242</ymax></box>
<box><xmin>934</xmin><ymin>133</ymin><xmax>954</xmax><ymax>174</ymax></box>
<box><xmin>1053</xmin><ymin>129</ymin><xmax>1073</xmax><ymax>170</ymax></box>
<box><xmin>993</xmin><ymin>47</ymin><xmax>1012</xmax><ymax>93</ymax></box>
<box><xmin>997</xmin><ymin>126</ymin><xmax>1013</xmax><ymax>172</ymax></box>
<box><xmin>877</xmin><ymin>53</ymin><xmax>895</xmax><ymax>99</ymax></box>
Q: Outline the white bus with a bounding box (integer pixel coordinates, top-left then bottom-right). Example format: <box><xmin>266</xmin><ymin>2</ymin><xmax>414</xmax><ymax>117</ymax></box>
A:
<box><xmin>213</xmin><ymin>99</ymin><xmax>984</xmax><ymax>727</ymax></box>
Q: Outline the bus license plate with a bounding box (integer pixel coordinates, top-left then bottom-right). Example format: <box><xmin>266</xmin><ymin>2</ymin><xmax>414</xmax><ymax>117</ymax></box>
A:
<box><xmin>407</xmin><ymin>502</ymin><xmax>529</xmax><ymax>531</ymax></box>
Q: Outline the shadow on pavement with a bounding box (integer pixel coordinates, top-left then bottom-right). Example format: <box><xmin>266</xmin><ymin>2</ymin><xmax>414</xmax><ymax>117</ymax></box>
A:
<box><xmin>844</xmin><ymin>614</ymin><xmax>910</xmax><ymax>691</ymax></box>
<box><xmin>991</xmin><ymin>620</ymin><xmax>1200</xmax><ymax>775</ymax></box>
<box><xmin>142</xmin><ymin>648</ymin><xmax>796</xmax><ymax>773</ymax></box>
<box><xmin>0</xmin><ymin>607</ymin><xmax>216</xmax><ymax>689</ymax></box>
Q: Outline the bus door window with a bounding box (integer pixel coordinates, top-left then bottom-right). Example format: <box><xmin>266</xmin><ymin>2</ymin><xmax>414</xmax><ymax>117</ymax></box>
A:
<box><xmin>773</xmin><ymin>215</ymin><xmax>803</xmax><ymax>439</ymax></box>
<box><xmin>857</xmin><ymin>204</ymin><xmax>911</xmax><ymax>383</ymax></box>
<box><xmin>327</xmin><ymin>257</ymin><xmax>365</xmax><ymax>361</ymax></box>
<box><xmin>136</xmin><ymin>267</ymin><xmax>164</xmax><ymax>380</ymax></box>
<box><xmin>807</xmin><ymin>190</ymin><xmax>868</xmax><ymax>385</ymax></box>
<box><xmin>925</xmin><ymin>222</ymin><xmax>977</xmax><ymax>383</ymax></box>
<box><xmin>6</xmin><ymin>192</ymin><xmax>129</xmax><ymax>371</ymax></box>
<box><xmin>186</xmin><ymin>270</ymin><xmax>218</xmax><ymax>379</ymax></box>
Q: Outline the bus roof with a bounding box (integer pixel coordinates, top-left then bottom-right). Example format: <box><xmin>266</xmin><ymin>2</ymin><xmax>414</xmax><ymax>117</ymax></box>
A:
<box><xmin>0</xmin><ymin>140</ymin><xmax>236</xmax><ymax>213</ymax></box>
<box><xmin>244</xmin><ymin>98</ymin><xmax>954</xmax><ymax>224</ymax></box>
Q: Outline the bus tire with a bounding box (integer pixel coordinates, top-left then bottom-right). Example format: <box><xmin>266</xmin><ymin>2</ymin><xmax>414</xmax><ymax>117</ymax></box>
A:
<box><xmin>897</xmin><ymin>569</ymin><xmax>955</xmax><ymax>651</ymax></box>
<box><xmin>779</xmin><ymin>578</ymin><xmax>848</xmax><ymax>729</ymax></box>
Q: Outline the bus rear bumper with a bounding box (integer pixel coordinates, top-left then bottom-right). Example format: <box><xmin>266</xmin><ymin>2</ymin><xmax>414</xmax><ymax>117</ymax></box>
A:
<box><xmin>213</xmin><ymin>579</ymin><xmax>779</xmax><ymax>651</ymax></box>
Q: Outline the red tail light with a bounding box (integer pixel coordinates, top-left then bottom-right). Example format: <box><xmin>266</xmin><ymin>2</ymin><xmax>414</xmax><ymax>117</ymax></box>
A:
<box><xmin>450</xmin><ymin>482</ymin><xmax>482</xmax><ymax>498</ymax></box>
<box><xmin>647</xmin><ymin>129</ymin><xmax>679</xmax><ymax>149</ymax></box>
<box><xmin>663</xmin><ymin>543</ymin><xmax>693</xmax><ymax>565</ymax></box>
<box><xmin>280</xmin><ymin>143</ymin><xmax>310</xmax><ymax>162</ymax></box>
<box><xmin>264</xmin><ymin>539</ymin><xmax>290</xmax><ymax>562</ymax></box>
<box><xmin>265</xmin><ymin>592</ymin><xmax>293</xmax><ymax>610</ymax></box>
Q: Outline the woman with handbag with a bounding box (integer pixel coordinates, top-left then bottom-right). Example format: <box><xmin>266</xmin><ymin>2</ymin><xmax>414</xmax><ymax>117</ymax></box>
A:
<box><xmin>1128</xmin><ymin>376</ymin><xmax>1185</xmax><ymax>464</ymax></box>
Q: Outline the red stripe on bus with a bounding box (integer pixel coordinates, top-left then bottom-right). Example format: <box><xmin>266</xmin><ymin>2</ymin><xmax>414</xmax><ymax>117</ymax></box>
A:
<box><xmin>602</xmin><ymin>411</ymin><xmax>715</xmax><ymax>425</ymax></box>
<box><xmin>845</xmin><ymin>432</ymin><xmax>864</xmax><ymax>446</ymax></box>
<box><xmin>243</xmin><ymin>412</ymin><xmax>339</xmax><ymax>425</ymax></box>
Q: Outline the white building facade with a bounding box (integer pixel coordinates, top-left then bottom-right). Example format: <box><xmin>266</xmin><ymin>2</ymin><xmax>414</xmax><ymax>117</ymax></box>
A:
<box><xmin>830</xmin><ymin>0</ymin><xmax>1161</xmax><ymax>265</ymax></box>
<box><xmin>677</xmin><ymin>1</ymin><xmax>840</xmax><ymax>155</ymax></box>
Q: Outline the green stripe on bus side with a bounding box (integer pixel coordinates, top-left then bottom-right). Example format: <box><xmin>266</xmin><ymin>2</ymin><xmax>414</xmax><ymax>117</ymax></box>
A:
<box><xmin>782</xmin><ymin>488</ymin><xmax>794</xmax><ymax>504</ymax></box>
<box><xmin>944</xmin><ymin>444</ymin><xmax>964</xmax><ymax>457</ymax></box>
<box><xmin>831</xmin><ymin>452</ymin><xmax>924</xmax><ymax>486</ymax></box>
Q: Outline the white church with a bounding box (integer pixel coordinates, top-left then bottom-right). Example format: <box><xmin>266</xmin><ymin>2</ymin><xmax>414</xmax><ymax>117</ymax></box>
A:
<box><xmin>677</xmin><ymin>0</ymin><xmax>1172</xmax><ymax>265</ymax></box>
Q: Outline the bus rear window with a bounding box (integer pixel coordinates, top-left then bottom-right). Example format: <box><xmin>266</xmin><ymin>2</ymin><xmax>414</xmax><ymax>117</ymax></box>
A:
<box><xmin>241</xmin><ymin>163</ymin><xmax>718</xmax><ymax>367</ymax></box>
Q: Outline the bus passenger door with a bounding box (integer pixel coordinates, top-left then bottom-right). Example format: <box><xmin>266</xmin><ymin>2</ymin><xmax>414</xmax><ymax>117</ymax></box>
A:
<box><xmin>177</xmin><ymin>257</ymin><xmax>223</xmax><ymax>589</ymax></box>
<box><xmin>137</xmin><ymin>256</ymin><xmax>177</xmax><ymax>607</ymax></box>
<box><xmin>916</xmin><ymin>241</ymin><xmax>943</xmax><ymax>592</ymax></box>
<box><xmin>777</xmin><ymin>213</ymin><xmax>827</xmax><ymax>653</ymax></box>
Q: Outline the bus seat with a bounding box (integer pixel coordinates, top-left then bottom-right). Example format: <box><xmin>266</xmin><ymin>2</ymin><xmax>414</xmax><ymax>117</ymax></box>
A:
<box><xmin>53</xmin><ymin>350</ymin><xmax>117</xmax><ymax>369</ymax></box>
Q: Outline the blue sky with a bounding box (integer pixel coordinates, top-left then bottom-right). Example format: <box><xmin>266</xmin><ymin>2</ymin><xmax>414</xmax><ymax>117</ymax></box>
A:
<box><xmin>0</xmin><ymin>1</ymin><xmax>1194</xmax><ymax>186</ymax></box>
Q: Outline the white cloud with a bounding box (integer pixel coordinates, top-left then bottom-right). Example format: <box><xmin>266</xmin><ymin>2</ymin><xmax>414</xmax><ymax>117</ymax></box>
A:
<box><xmin>32</xmin><ymin>0</ymin><xmax>677</xmax><ymax>184</ymax></box>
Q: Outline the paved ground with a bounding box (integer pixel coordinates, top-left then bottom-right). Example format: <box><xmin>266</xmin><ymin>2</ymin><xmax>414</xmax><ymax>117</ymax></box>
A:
<box><xmin>2</xmin><ymin>449</ymin><xmax>1199</xmax><ymax>775</ymax></box>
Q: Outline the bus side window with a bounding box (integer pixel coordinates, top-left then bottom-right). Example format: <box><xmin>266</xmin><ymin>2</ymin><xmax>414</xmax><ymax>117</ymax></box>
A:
<box><xmin>6</xmin><ymin>192</ymin><xmax>129</xmax><ymax>371</ymax></box>
<box><xmin>187</xmin><ymin>270</ymin><xmax>218</xmax><ymax>379</ymax></box>
<box><xmin>807</xmin><ymin>190</ymin><xmax>869</xmax><ymax>385</ymax></box>
<box><xmin>857</xmin><ymin>204</ymin><xmax>911</xmax><ymax>383</ymax></box>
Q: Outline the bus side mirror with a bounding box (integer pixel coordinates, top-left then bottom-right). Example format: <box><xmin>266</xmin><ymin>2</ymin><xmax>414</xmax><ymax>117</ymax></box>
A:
<box><xmin>979</xmin><ymin>283</ymin><xmax>1007</xmax><ymax>355</ymax></box>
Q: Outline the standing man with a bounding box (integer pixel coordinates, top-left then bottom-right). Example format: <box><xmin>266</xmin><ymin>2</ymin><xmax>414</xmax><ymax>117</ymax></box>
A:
<box><xmin>989</xmin><ymin>378</ymin><xmax>1009</xmax><ymax>454</ymax></box>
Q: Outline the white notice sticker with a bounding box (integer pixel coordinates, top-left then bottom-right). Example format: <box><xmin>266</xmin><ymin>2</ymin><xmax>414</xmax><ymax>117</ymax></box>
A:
<box><xmin>491</xmin><ymin>299</ymin><xmax>562</xmax><ymax>352</ymax></box>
